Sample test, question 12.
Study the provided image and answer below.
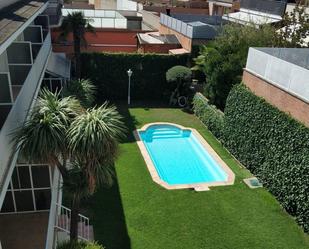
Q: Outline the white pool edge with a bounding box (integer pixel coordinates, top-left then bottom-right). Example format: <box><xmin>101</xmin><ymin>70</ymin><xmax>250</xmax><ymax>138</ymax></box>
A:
<box><xmin>134</xmin><ymin>122</ymin><xmax>235</xmax><ymax>190</ymax></box>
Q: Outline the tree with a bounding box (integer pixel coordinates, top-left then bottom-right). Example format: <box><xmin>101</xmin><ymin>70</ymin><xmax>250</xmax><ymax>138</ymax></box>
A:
<box><xmin>67</xmin><ymin>104</ymin><xmax>125</xmax><ymax>240</ymax></box>
<box><xmin>62</xmin><ymin>79</ymin><xmax>96</xmax><ymax>108</ymax></box>
<box><xmin>276</xmin><ymin>5</ymin><xmax>309</xmax><ymax>47</ymax></box>
<box><xmin>60</xmin><ymin>12</ymin><xmax>94</xmax><ymax>79</ymax></box>
<box><xmin>166</xmin><ymin>65</ymin><xmax>192</xmax><ymax>106</ymax></box>
<box><xmin>193</xmin><ymin>24</ymin><xmax>277</xmax><ymax>109</ymax></box>
<box><xmin>13</xmin><ymin>90</ymin><xmax>125</xmax><ymax>242</ymax></box>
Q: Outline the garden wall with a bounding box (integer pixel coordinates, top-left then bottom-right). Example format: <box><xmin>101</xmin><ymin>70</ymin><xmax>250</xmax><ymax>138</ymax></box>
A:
<box><xmin>81</xmin><ymin>52</ymin><xmax>188</xmax><ymax>101</ymax></box>
<box><xmin>193</xmin><ymin>84</ymin><xmax>309</xmax><ymax>232</ymax></box>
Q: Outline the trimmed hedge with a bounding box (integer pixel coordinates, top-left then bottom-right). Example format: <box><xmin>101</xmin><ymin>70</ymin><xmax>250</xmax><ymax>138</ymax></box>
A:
<box><xmin>81</xmin><ymin>53</ymin><xmax>188</xmax><ymax>101</ymax></box>
<box><xmin>223</xmin><ymin>84</ymin><xmax>309</xmax><ymax>232</ymax></box>
<box><xmin>193</xmin><ymin>93</ymin><xmax>224</xmax><ymax>138</ymax></box>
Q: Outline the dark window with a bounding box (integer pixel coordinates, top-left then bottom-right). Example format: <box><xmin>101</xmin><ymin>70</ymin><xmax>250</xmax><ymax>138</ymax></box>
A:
<box><xmin>34</xmin><ymin>190</ymin><xmax>51</xmax><ymax>210</ymax></box>
<box><xmin>1</xmin><ymin>191</ymin><xmax>15</xmax><ymax>213</ymax></box>
<box><xmin>31</xmin><ymin>165</ymin><xmax>50</xmax><ymax>188</ymax></box>
<box><xmin>12</xmin><ymin>166</ymin><xmax>31</xmax><ymax>189</ymax></box>
<box><xmin>14</xmin><ymin>190</ymin><xmax>34</xmax><ymax>211</ymax></box>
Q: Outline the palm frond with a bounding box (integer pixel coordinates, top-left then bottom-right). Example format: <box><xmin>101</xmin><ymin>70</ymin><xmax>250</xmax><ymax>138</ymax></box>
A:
<box><xmin>67</xmin><ymin>103</ymin><xmax>126</xmax><ymax>190</ymax></box>
<box><xmin>12</xmin><ymin>89</ymin><xmax>82</xmax><ymax>164</ymax></box>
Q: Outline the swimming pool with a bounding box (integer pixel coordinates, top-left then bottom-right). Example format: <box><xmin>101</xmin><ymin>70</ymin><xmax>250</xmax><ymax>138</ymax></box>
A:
<box><xmin>135</xmin><ymin>123</ymin><xmax>234</xmax><ymax>190</ymax></box>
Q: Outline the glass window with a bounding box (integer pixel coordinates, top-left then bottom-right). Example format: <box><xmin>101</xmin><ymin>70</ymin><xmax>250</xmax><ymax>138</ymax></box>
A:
<box><xmin>1</xmin><ymin>191</ymin><xmax>15</xmax><ymax>213</ymax></box>
<box><xmin>14</xmin><ymin>190</ymin><xmax>34</xmax><ymax>211</ymax></box>
<box><xmin>12</xmin><ymin>166</ymin><xmax>31</xmax><ymax>189</ymax></box>
<box><xmin>31</xmin><ymin>165</ymin><xmax>50</xmax><ymax>188</ymax></box>
<box><xmin>34</xmin><ymin>190</ymin><xmax>51</xmax><ymax>210</ymax></box>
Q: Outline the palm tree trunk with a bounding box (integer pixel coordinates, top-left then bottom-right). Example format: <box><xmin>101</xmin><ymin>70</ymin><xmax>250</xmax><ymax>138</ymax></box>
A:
<box><xmin>73</xmin><ymin>29</ymin><xmax>81</xmax><ymax>79</ymax></box>
<box><xmin>70</xmin><ymin>193</ymin><xmax>81</xmax><ymax>242</ymax></box>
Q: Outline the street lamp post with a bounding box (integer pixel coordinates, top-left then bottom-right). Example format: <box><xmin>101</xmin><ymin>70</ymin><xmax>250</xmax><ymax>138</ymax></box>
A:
<box><xmin>127</xmin><ymin>69</ymin><xmax>133</xmax><ymax>105</ymax></box>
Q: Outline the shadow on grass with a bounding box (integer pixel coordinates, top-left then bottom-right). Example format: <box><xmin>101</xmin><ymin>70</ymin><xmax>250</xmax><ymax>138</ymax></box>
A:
<box><xmin>86</xmin><ymin>172</ymin><xmax>131</xmax><ymax>249</ymax></box>
<box><xmin>83</xmin><ymin>103</ymin><xmax>140</xmax><ymax>249</ymax></box>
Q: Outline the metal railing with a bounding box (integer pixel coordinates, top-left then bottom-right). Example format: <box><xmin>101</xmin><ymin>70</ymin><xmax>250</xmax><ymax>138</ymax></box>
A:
<box><xmin>54</xmin><ymin>203</ymin><xmax>90</xmax><ymax>241</ymax></box>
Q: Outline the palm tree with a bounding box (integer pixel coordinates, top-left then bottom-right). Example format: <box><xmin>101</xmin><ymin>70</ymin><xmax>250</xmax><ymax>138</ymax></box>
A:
<box><xmin>66</xmin><ymin>104</ymin><xmax>125</xmax><ymax>240</ymax></box>
<box><xmin>60</xmin><ymin>11</ymin><xmax>94</xmax><ymax>79</ymax></box>
<box><xmin>13</xmin><ymin>89</ymin><xmax>125</xmax><ymax>242</ymax></box>
<box><xmin>13</xmin><ymin>89</ymin><xmax>81</xmax><ymax>179</ymax></box>
<box><xmin>62</xmin><ymin>79</ymin><xmax>96</xmax><ymax>108</ymax></box>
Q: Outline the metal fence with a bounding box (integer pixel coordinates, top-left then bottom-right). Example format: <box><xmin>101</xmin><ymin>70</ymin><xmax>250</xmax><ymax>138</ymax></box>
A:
<box><xmin>246</xmin><ymin>47</ymin><xmax>309</xmax><ymax>103</ymax></box>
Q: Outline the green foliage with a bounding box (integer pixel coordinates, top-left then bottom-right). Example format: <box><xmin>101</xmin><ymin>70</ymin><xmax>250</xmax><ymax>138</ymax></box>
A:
<box><xmin>57</xmin><ymin>241</ymin><xmax>104</xmax><ymax>249</ymax></box>
<box><xmin>80</xmin><ymin>53</ymin><xmax>188</xmax><ymax>101</ymax></box>
<box><xmin>166</xmin><ymin>65</ymin><xmax>192</xmax><ymax>83</ymax></box>
<box><xmin>192</xmin><ymin>93</ymin><xmax>224</xmax><ymax>138</ymax></box>
<box><xmin>223</xmin><ymin>84</ymin><xmax>309</xmax><ymax>232</ymax></box>
<box><xmin>62</xmin><ymin>79</ymin><xmax>97</xmax><ymax>108</ymax></box>
<box><xmin>276</xmin><ymin>5</ymin><xmax>309</xmax><ymax>47</ymax></box>
<box><xmin>194</xmin><ymin>24</ymin><xmax>277</xmax><ymax>109</ymax></box>
<box><xmin>88</xmin><ymin>106</ymin><xmax>309</xmax><ymax>249</ymax></box>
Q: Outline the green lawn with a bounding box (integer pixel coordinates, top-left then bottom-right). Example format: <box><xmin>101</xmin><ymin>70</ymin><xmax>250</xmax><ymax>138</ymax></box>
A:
<box><xmin>86</xmin><ymin>106</ymin><xmax>309</xmax><ymax>249</ymax></box>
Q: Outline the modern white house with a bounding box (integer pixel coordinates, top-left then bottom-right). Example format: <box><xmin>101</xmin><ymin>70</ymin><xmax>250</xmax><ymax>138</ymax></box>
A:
<box><xmin>0</xmin><ymin>1</ymin><xmax>91</xmax><ymax>249</ymax></box>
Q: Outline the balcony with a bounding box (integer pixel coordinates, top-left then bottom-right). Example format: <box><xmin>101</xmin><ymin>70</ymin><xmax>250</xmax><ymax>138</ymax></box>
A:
<box><xmin>0</xmin><ymin>30</ymin><xmax>52</xmax><ymax>203</ymax></box>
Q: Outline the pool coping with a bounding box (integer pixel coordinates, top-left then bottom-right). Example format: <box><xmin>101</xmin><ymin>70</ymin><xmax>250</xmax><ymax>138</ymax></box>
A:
<box><xmin>134</xmin><ymin>122</ymin><xmax>235</xmax><ymax>191</ymax></box>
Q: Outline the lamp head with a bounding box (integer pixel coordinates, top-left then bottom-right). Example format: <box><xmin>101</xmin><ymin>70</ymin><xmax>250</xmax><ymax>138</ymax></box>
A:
<box><xmin>127</xmin><ymin>69</ymin><xmax>133</xmax><ymax>77</ymax></box>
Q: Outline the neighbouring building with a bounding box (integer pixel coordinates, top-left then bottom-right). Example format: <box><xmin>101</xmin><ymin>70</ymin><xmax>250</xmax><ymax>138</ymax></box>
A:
<box><xmin>208</xmin><ymin>0</ymin><xmax>240</xmax><ymax>16</ymax></box>
<box><xmin>223</xmin><ymin>0</ymin><xmax>287</xmax><ymax>26</ymax></box>
<box><xmin>51</xmin><ymin>0</ymin><xmax>148</xmax><ymax>54</ymax></box>
<box><xmin>0</xmin><ymin>1</ymin><xmax>91</xmax><ymax>249</ymax></box>
<box><xmin>136</xmin><ymin>32</ymin><xmax>181</xmax><ymax>53</ymax></box>
<box><xmin>243</xmin><ymin>47</ymin><xmax>309</xmax><ymax>126</ymax></box>
<box><xmin>158</xmin><ymin>13</ymin><xmax>226</xmax><ymax>53</ymax></box>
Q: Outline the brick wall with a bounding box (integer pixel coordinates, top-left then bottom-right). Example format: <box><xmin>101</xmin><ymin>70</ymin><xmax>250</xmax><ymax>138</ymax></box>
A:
<box><xmin>243</xmin><ymin>70</ymin><xmax>309</xmax><ymax>127</ymax></box>
<box><xmin>51</xmin><ymin>29</ymin><xmax>140</xmax><ymax>54</ymax></box>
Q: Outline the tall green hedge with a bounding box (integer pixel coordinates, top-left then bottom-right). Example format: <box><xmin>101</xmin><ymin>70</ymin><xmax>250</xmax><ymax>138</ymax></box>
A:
<box><xmin>223</xmin><ymin>84</ymin><xmax>309</xmax><ymax>232</ymax></box>
<box><xmin>81</xmin><ymin>53</ymin><xmax>188</xmax><ymax>101</ymax></box>
<box><xmin>192</xmin><ymin>93</ymin><xmax>224</xmax><ymax>138</ymax></box>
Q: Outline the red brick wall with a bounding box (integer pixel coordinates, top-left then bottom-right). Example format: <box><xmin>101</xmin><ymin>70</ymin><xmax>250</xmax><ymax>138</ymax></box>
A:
<box><xmin>243</xmin><ymin>70</ymin><xmax>309</xmax><ymax>127</ymax></box>
<box><xmin>51</xmin><ymin>29</ymin><xmax>140</xmax><ymax>54</ymax></box>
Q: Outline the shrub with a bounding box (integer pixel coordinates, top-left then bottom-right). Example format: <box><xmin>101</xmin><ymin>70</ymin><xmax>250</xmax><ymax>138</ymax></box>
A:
<box><xmin>57</xmin><ymin>241</ymin><xmax>104</xmax><ymax>249</ymax></box>
<box><xmin>223</xmin><ymin>84</ymin><xmax>309</xmax><ymax>232</ymax></box>
<box><xmin>192</xmin><ymin>93</ymin><xmax>224</xmax><ymax>139</ymax></box>
<box><xmin>166</xmin><ymin>66</ymin><xmax>192</xmax><ymax>83</ymax></box>
<box><xmin>80</xmin><ymin>53</ymin><xmax>188</xmax><ymax>102</ymax></box>
<box><xmin>62</xmin><ymin>79</ymin><xmax>96</xmax><ymax>108</ymax></box>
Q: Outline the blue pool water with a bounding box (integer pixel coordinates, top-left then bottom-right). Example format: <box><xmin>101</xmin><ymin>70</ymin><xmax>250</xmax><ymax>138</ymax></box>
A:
<box><xmin>139</xmin><ymin>124</ymin><xmax>227</xmax><ymax>185</ymax></box>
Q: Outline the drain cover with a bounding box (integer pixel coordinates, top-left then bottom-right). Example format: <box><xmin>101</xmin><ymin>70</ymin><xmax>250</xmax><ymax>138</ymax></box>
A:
<box><xmin>243</xmin><ymin>177</ymin><xmax>263</xmax><ymax>189</ymax></box>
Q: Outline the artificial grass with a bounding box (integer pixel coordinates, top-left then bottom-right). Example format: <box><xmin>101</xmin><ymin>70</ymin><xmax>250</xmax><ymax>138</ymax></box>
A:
<box><xmin>86</xmin><ymin>106</ymin><xmax>309</xmax><ymax>249</ymax></box>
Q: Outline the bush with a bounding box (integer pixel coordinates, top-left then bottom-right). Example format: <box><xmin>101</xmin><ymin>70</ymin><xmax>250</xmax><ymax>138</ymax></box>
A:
<box><xmin>223</xmin><ymin>84</ymin><xmax>309</xmax><ymax>232</ymax></box>
<box><xmin>80</xmin><ymin>53</ymin><xmax>188</xmax><ymax>102</ymax></box>
<box><xmin>57</xmin><ymin>241</ymin><xmax>104</xmax><ymax>249</ymax></box>
<box><xmin>62</xmin><ymin>79</ymin><xmax>96</xmax><ymax>108</ymax></box>
<box><xmin>192</xmin><ymin>93</ymin><xmax>224</xmax><ymax>138</ymax></box>
<box><xmin>166</xmin><ymin>66</ymin><xmax>192</xmax><ymax>83</ymax></box>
